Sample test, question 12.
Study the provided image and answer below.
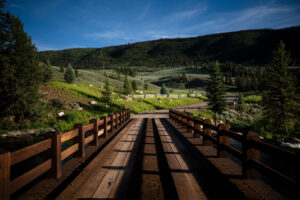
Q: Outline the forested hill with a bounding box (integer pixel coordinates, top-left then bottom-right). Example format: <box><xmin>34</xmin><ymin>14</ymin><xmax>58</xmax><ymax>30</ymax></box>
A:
<box><xmin>38</xmin><ymin>26</ymin><xmax>300</xmax><ymax>68</ymax></box>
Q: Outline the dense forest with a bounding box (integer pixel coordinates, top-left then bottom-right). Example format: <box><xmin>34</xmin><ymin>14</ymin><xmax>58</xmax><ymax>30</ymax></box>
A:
<box><xmin>38</xmin><ymin>26</ymin><xmax>300</xmax><ymax>68</ymax></box>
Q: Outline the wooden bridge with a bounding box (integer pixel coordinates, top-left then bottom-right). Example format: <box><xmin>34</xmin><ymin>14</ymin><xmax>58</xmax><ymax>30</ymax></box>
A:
<box><xmin>0</xmin><ymin>109</ymin><xmax>299</xmax><ymax>199</ymax></box>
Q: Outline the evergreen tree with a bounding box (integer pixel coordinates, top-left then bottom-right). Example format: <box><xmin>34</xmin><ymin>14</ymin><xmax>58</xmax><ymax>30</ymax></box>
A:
<box><xmin>64</xmin><ymin>64</ymin><xmax>75</xmax><ymax>83</ymax></box>
<box><xmin>132</xmin><ymin>80</ymin><xmax>138</xmax><ymax>91</ymax></box>
<box><xmin>179</xmin><ymin>83</ymin><xmax>185</xmax><ymax>89</ymax></box>
<box><xmin>0</xmin><ymin>4</ymin><xmax>42</xmax><ymax>123</ymax></box>
<box><xmin>262</xmin><ymin>41</ymin><xmax>297</xmax><ymax>135</ymax></box>
<box><xmin>75</xmin><ymin>69</ymin><xmax>79</xmax><ymax>77</ymax></box>
<box><xmin>123</xmin><ymin>75</ymin><xmax>133</xmax><ymax>95</ymax></box>
<box><xmin>160</xmin><ymin>84</ymin><xmax>168</xmax><ymax>94</ymax></box>
<box><xmin>42</xmin><ymin>63</ymin><xmax>53</xmax><ymax>82</ymax></box>
<box><xmin>102</xmin><ymin>79</ymin><xmax>113</xmax><ymax>105</ymax></box>
<box><xmin>237</xmin><ymin>93</ymin><xmax>245</xmax><ymax>112</ymax></box>
<box><xmin>60</xmin><ymin>65</ymin><xmax>64</xmax><ymax>72</ymax></box>
<box><xmin>205</xmin><ymin>61</ymin><xmax>226</xmax><ymax>125</ymax></box>
<box><xmin>144</xmin><ymin>83</ymin><xmax>149</xmax><ymax>91</ymax></box>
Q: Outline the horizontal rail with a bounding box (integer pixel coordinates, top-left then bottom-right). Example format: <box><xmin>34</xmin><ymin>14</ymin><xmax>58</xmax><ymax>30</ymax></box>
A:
<box><xmin>61</xmin><ymin>129</ymin><xmax>78</xmax><ymax>143</ymax></box>
<box><xmin>221</xmin><ymin>130</ymin><xmax>243</xmax><ymax>142</ymax></box>
<box><xmin>11</xmin><ymin>139</ymin><xmax>52</xmax><ymax>166</ymax></box>
<box><xmin>97</xmin><ymin>119</ymin><xmax>104</xmax><ymax>126</ymax></box>
<box><xmin>248</xmin><ymin>140</ymin><xmax>296</xmax><ymax>161</ymax></box>
<box><xmin>107</xmin><ymin>125</ymin><xmax>111</xmax><ymax>131</ymax></box>
<box><xmin>61</xmin><ymin>144</ymin><xmax>79</xmax><ymax>161</ymax></box>
<box><xmin>0</xmin><ymin>109</ymin><xmax>132</xmax><ymax>199</ymax></box>
<box><xmin>84</xmin><ymin>135</ymin><xmax>94</xmax><ymax>145</ymax></box>
<box><xmin>249</xmin><ymin>159</ymin><xmax>296</xmax><ymax>187</ymax></box>
<box><xmin>169</xmin><ymin>108</ymin><xmax>298</xmax><ymax>187</ymax></box>
<box><xmin>10</xmin><ymin>159</ymin><xmax>52</xmax><ymax>194</ymax></box>
<box><xmin>203</xmin><ymin>134</ymin><xmax>217</xmax><ymax>144</ymax></box>
<box><xmin>83</xmin><ymin>123</ymin><xmax>94</xmax><ymax>133</ymax></box>
<box><xmin>220</xmin><ymin>144</ymin><xmax>243</xmax><ymax>160</ymax></box>
<box><xmin>98</xmin><ymin>129</ymin><xmax>104</xmax><ymax>136</ymax></box>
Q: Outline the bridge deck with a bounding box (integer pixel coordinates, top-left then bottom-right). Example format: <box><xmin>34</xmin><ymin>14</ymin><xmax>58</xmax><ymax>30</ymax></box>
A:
<box><xmin>55</xmin><ymin>114</ymin><xmax>284</xmax><ymax>200</ymax></box>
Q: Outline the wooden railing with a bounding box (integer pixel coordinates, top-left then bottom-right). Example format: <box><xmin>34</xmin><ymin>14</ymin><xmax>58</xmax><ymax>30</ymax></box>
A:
<box><xmin>0</xmin><ymin>109</ymin><xmax>130</xmax><ymax>200</ymax></box>
<box><xmin>169</xmin><ymin>109</ymin><xmax>299</xmax><ymax>188</ymax></box>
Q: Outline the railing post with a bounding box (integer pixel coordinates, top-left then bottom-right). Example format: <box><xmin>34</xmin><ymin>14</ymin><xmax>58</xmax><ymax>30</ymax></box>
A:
<box><xmin>109</xmin><ymin>114</ymin><xmax>114</xmax><ymax>134</ymax></box>
<box><xmin>74</xmin><ymin>123</ymin><xmax>85</xmax><ymax>158</ymax></box>
<box><xmin>101</xmin><ymin>116</ymin><xmax>107</xmax><ymax>139</ymax></box>
<box><xmin>114</xmin><ymin>112</ymin><xmax>118</xmax><ymax>130</ymax></box>
<box><xmin>193</xmin><ymin>117</ymin><xmax>201</xmax><ymax>138</ymax></box>
<box><xmin>127</xmin><ymin>109</ymin><xmax>130</xmax><ymax>121</ymax></box>
<box><xmin>217</xmin><ymin>124</ymin><xmax>229</xmax><ymax>157</ymax></box>
<box><xmin>187</xmin><ymin>114</ymin><xmax>194</xmax><ymax>133</ymax></box>
<box><xmin>243</xmin><ymin>131</ymin><xmax>260</xmax><ymax>179</ymax></box>
<box><xmin>49</xmin><ymin>131</ymin><xmax>62</xmax><ymax>179</ymax></box>
<box><xmin>203</xmin><ymin>119</ymin><xmax>213</xmax><ymax>145</ymax></box>
<box><xmin>297</xmin><ymin>150</ymin><xmax>300</xmax><ymax>196</ymax></box>
<box><xmin>0</xmin><ymin>149</ymin><xmax>10</xmax><ymax>200</ymax></box>
<box><xmin>118</xmin><ymin>112</ymin><xmax>121</xmax><ymax>126</ymax></box>
<box><xmin>90</xmin><ymin>119</ymin><xmax>99</xmax><ymax>146</ymax></box>
<box><xmin>121</xmin><ymin>110</ymin><xmax>124</xmax><ymax>123</ymax></box>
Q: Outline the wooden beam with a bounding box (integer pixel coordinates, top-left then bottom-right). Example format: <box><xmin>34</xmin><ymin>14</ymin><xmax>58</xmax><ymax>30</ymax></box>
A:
<box><xmin>74</xmin><ymin>124</ymin><xmax>85</xmax><ymax>158</ymax></box>
<box><xmin>0</xmin><ymin>149</ymin><xmax>10</xmax><ymax>200</ymax></box>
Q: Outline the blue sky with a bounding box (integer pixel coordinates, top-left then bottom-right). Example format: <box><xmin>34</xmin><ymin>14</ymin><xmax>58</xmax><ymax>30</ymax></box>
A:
<box><xmin>5</xmin><ymin>0</ymin><xmax>300</xmax><ymax>51</ymax></box>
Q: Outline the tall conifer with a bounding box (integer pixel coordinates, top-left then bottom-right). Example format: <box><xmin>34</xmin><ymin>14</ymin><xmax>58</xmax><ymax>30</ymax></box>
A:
<box><xmin>205</xmin><ymin>61</ymin><xmax>226</xmax><ymax>124</ymax></box>
<box><xmin>0</xmin><ymin>4</ymin><xmax>42</xmax><ymax>123</ymax></box>
<box><xmin>262</xmin><ymin>41</ymin><xmax>296</xmax><ymax>135</ymax></box>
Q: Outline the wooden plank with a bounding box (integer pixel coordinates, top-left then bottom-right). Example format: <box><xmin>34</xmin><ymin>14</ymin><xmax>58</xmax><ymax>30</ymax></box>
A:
<box><xmin>220</xmin><ymin>144</ymin><xmax>242</xmax><ymax>160</ymax></box>
<box><xmin>249</xmin><ymin>140</ymin><xmax>296</xmax><ymax>161</ymax></box>
<box><xmin>154</xmin><ymin>119</ymin><xmax>206</xmax><ymax>200</ymax></box>
<box><xmin>97</xmin><ymin>119</ymin><xmax>104</xmax><ymax>126</ymax></box>
<box><xmin>61</xmin><ymin>129</ymin><xmax>79</xmax><ymax>143</ymax></box>
<box><xmin>85</xmin><ymin>135</ymin><xmax>94</xmax><ymax>145</ymax></box>
<box><xmin>107</xmin><ymin>125</ymin><xmax>111</xmax><ymax>131</ymax></box>
<box><xmin>0</xmin><ymin>150</ymin><xmax>10</xmax><ymax>200</ymax></box>
<box><xmin>221</xmin><ymin>130</ymin><xmax>243</xmax><ymax>142</ymax></box>
<box><xmin>204</xmin><ymin>134</ymin><xmax>217</xmax><ymax>144</ymax></box>
<box><xmin>249</xmin><ymin>159</ymin><xmax>296</xmax><ymax>186</ymax></box>
<box><xmin>11</xmin><ymin>139</ymin><xmax>52</xmax><ymax>166</ymax></box>
<box><xmin>92</xmin><ymin>120</ymin><xmax>141</xmax><ymax>198</ymax></box>
<box><xmin>10</xmin><ymin>159</ymin><xmax>52</xmax><ymax>194</ymax></box>
<box><xmin>61</xmin><ymin>144</ymin><xmax>79</xmax><ymax>161</ymax></box>
<box><xmin>83</xmin><ymin>123</ymin><xmax>94</xmax><ymax>133</ymax></box>
<box><xmin>98</xmin><ymin>129</ymin><xmax>104</xmax><ymax>136</ymax></box>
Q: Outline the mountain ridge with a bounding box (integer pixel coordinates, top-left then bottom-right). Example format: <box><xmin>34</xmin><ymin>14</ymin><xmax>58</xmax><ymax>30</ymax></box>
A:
<box><xmin>38</xmin><ymin>26</ymin><xmax>300</xmax><ymax>68</ymax></box>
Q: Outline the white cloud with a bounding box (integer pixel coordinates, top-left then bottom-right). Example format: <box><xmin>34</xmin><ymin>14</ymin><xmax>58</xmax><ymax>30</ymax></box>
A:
<box><xmin>184</xmin><ymin>4</ymin><xmax>300</xmax><ymax>35</ymax></box>
<box><xmin>84</xmin><ymin>31</ymin><xmax>134</xmax><ymax>41</ymax></box>
<box><xmin>138</xmin><ymin>4</ymin><xmax>151</xmax><ymax>20</ymax></box>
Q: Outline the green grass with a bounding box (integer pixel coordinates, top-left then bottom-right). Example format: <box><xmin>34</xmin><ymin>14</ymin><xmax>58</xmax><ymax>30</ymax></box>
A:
<box><xmin>244</xmin><ymin>95</ymin><xmax>262</xmax><ymax>104</ymax></box>
<box><xmin>48</xmin><ymin>81</ymin><xmax>102</xmax><ymax>101</ymax></box>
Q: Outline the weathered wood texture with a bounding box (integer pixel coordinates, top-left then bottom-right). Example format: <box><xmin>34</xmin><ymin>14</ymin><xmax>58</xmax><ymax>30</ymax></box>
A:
<box><xmin>0</xmin><ymin>109</ymin><xmax>131</xmax><ymax>200</ymax></box>
<box><xmin>169</xmin><ymin>109</ymin><xmax>297</xmax><ymax>188</ymax></box>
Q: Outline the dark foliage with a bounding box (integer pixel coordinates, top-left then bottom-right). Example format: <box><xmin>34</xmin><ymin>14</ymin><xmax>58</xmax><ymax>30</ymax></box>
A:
<box><xmin>0</xmin><ymin>5</ymin><xmax>42</xmax><ymax>123</ymax></box>
<box><xmin>38</xmin><ymin>27</ymin><xmax>300</xmax><ymax>68</ymax></box>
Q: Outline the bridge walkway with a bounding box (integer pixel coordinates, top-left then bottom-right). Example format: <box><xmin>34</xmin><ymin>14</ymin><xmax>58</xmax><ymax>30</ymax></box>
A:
<box><xmin>56</xmin><ymin>115</ymin><xmax>285</xmax><ymax>200</ymax></box>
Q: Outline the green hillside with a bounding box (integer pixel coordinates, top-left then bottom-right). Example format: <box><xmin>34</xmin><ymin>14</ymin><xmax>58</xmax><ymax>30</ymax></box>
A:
<box><xmin>39</xmin><ymin>26</ymin><xmax>300</xmax><ymax>68</ymax></box>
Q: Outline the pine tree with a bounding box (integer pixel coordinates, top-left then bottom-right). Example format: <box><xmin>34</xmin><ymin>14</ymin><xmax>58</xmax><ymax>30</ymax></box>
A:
<box><xmin>64</xmin><ymin>64</ymin><xmax>75</xmax><ymax>83</ymax></box>
<box><xmin>60</xmin><ymin>65</ymin><xmax>64</xmax><ymax>72</ymax></box>
<box><xmin>132</xmin><ymin>80</ymin><xmax>138</xmax><ymax>91</ymax></box>
<box><xmin>0</xmin><ymin>4</ymin><xmax>42</xmax><ymax>123</ymax></box>
<box><xmin>42</xmin><ymin>62</ymin><xmax>53</xmax><ymax>82</ymax></box>
<box><xmin>237</xmin><ymin>93</ymin><xmax>245</xmax><ymax>112</ymax></box>
<box><xmin>205</xmin><ymin>61</ymin><xmax>226</xmax><ymax>125</ymax></box>
<box><xmin>102</xmin><ymin>79</ymin><xmax>113</xmax><ymax>105</ymax></box>
<box><xmin>144</xmin><ymin>83</ymin><xmax>149</xmax><ymax>91</ymax></box>
<box><xmin>75</xmin><ymin>69</ymin><xmax>79</xmax><ymax>77</ymax></box>
<box><xmin>262</xmin><ymin>41</ymin><xmax>297</xmax><ymax>135</ymax></box>
<box><xmin>160</xmin><ymin>84</ymin><xmax>168</xmax><ymax>94</ymax></box>
<box><xmin>123</xmin><ymin>75</ymin><xmax>133</xmax><ymax>95</ymax></box>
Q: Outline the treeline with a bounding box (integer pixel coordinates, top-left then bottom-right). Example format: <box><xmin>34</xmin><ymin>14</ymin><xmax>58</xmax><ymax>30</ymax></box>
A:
<box><xmin>38</xmin><ymin>26</ymin><xmax>300</xmax><ymax>68</ymax></box>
